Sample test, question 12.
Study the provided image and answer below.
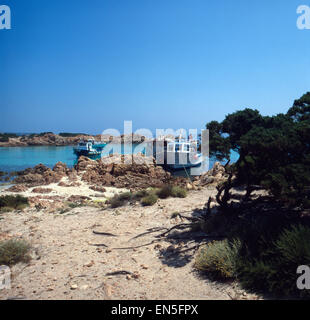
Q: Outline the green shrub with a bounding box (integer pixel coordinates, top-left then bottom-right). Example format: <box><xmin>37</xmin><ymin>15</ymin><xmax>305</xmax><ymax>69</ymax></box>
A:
<box><xmin>109</xmin><ymin>195</ymin><xmax>125</xmax><ymax>208</ymax></box>
<box><xmin>156</xmin><ymin>185</ymin><xmax>173</xmax><ymax>199</ymax></box>
<box><xmin>0</xmin><ymin>239</ymin><xmax>31</xmax><ymax>266</ymax></box>
<box><xmin>238</xmin><ymin>225</ymin><xmax>310</xmax><ymax>297</ymax></box>
<box><xmin>0</xmin><ymin>195</ymin><xmax>29</xmax><ymax>211</ymax></box>
<box><xmin>68</xmin><ymin>202</ymin><xmax>84</xmax><ymax>209</ymax></box>
<box><xmin>0</xmin><ymin>207</ymin><xmax>13</xmax><ymax>213</ymax></box>
<box><xmin>132</xmin><ymin>189</ymin><xmax>149</xmax><ymax>200</ymax></box>
<box><xmin>195</xmin><ymin>239</ymin><xmax>241</xmax><ymax>280</ymax></box>
<box><xmin>170</xmin><ymin>186</ymin><xmax>187</xmax><ymax>198</ymax></box>
<box><xmin>118</xmin><ymin>192</ymin><xmax>132</xmax><ymax>201</ymax></box>
<box><xmin>0</xmin><ymin>133</ymin><xmax>18</xmax><ymax>142</ymax></box>
<box><xmin>141</xmin><ymin>194</ymin><xmax>158</xmax><ymax>206</ymax></box>
<box><xmin>15</xmin><ymin>204</ymin><xmax>29</xmax><ymax>211</ymax></box>
<box><xmin>59</xmin><ymin>132</ymin><xmax>87</xmax><ymax>137</ymax></box>
<box><xmin>108</xmin><ymin>192</ymin><xmax>133</xmax><ymax>208</ymax></box>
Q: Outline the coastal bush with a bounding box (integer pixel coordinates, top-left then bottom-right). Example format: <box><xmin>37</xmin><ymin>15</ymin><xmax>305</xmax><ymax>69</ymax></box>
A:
<box><xmin>0</xmin><ymin>239</ymin><xmax>31</xmax><ymax>266</ymax></box>
<box><xmin>108</xmin><ymin>192</ymin><xmax>133</xmax><ymax>208</ymax></box>
<box><xmin>170</xmin><ymin>186</ymin><xmax>187</xmax><ymax>198</ymax></box>
<box><xmin>0</xmin><ymin>133</ymin><xmax>18</xmax><ymax>142</ymax></box>
<box><xmin>238</xmin><ymin>225</ymin><xmax>310</xmax><ymax>297</ymax></box>
<box><xmin>156</xmin><ymin>185</ymin><xmax>172</xmax><ymax>199</ymax></box>
<box><xmin>0</xmin><ymin>207</ymin><xmax>14</xmax><ymax>213</ymax></box>
<box><xmin>156</xmin><ymin>185</ymin><xmax>187</xmax><ymax>199</ymax></box>
<box><xmin>59</xmin><ymin>132</ymin><xmax>87</xmax><ymax>137</ymax></box>
<box><xmin>140</xmin><ymin>194</ymin><xmax>158</xmax><ymax>206</ymax></box>
<box><xmin>195</xmin><ymin>239</ymin><xmax>241</xmax><ymax>280</ymax></box>
<box><xmin>68</xmin><ymin>202</ymin><xmax>85</xmax><ymax>209</ymax></box>
<box><xmin>207</xmin><ymin>92</ymin><xmax>310</xmax><ymax>210</ymax></box>
<box><xmin>132</xmin><ymin>190</ymin><xmax>149</xmax><ymax>200</ymax></box>
<box><xmin>118</xmin><ymin>192</ymin><xmax>132</xmax><ymax>201</ymax></box>
<box><xmin>109</xmin><ymin>195</ymin><xmax>126</xmax><ymax>208</ymax></box>
<box><xmin>0</xmin><ymin>195</ymin><xmax>29</xmax><ymax>212</ymax></box>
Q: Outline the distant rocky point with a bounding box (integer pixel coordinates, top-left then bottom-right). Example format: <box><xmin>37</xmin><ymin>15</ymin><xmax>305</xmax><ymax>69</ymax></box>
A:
<box><xmin>0</xmin><ymin>132</ymin><xmax>147</xmax><ymax>147</ymax></box>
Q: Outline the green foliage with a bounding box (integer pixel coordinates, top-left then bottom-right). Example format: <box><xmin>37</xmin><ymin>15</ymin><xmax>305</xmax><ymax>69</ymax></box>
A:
<box><xmin>109</xmin><ymin>195</ymin><xmax>126</xmax><ymax>208</ymax></box>
<box><xmin>118</xmin><ymin>192</ymin><xmax>133</xmax><ymax>201</ymax></box>
<box><xmin>108</xmin><ymin>192</ymin><xmax>133</xmax><ymax>208</ymax></box>
<box><xmin>0</xmin><ymin>239</ymin><xmax>31</xmax><ymax>266</ymax></box>
<box><xmin>0</xmin><ymin>195</ymin><xmax>29</xmax><ymax>212</ymax></box>
<box><xmin>58</xmin><ymin>132</ymin><xmax>88</xmax><ymax>137</ymax></box>
<box><xmin>67</xmin><ymin>202</ymin><xmax>85</xmax><ymax>209</ymax></box>
<box><xmin>140</xmin><ymin>193</ymin><xmax>158</xmax><ymax>206</ymax></box>
<box><xmin>170</xmin><ymin>186</ymin><xmax>187</xmax><ymax>198</ymax></box>
<box><xmin>132</xmin><ymin>189</ymin><xmax>149</xmax><ymax>200</ymax></box>
<box><xmin>0</xmin><ymin>133</ymin><xmax>18</xmax><ymax>142</ymax></box>
<box><xmin>156</xmin><ymin>185</ymin><xmax>187</xmax><ymax>199</ymax></box>
<box><xmin>195</xmin><ymin>239</ymin><xmax>241</xmax><ymax>280</ymax></box>
<box><xmin>238</xmin><ymin>225</ymin><xmax>310</xmax><ymax>297</ymax></box>
<box><xmin>157</xmin><ymin>185</ymin><xmax>173</xmax><ymax>199</ymax></box>
<box><xmin>206</xmin><ymin>92</ymin><xmax>310</xmax><ymax>209</ymax></box>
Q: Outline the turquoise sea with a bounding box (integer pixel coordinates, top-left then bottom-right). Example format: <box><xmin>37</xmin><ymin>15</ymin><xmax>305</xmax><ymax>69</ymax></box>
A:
<box><xmin>0</xmin><ymin>145</ymin><xmax>239</xmax><ymax>180</ymax></box>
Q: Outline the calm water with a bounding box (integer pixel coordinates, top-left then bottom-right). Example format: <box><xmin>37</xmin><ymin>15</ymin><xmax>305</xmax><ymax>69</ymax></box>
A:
<box><xmin>0</xmin><ymin>145</ymin><xmax>239</xmax><ymax>179</ymax></box>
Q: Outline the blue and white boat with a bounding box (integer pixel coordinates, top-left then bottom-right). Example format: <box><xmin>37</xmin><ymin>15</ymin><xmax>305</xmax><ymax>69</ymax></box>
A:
<box><xmin>165</xmin><ymin>140</ymin><xmax>203</xmax><ymax>170</ymax></box>
<box><xmin>147</xmin><ymin>138</ymin><xmax>204</xmax><ymax>170</ymax></box>
<box><xmin>73</xmin><ymin>139</ymin><xmax>107</xmax><ymax>159</ymax></box>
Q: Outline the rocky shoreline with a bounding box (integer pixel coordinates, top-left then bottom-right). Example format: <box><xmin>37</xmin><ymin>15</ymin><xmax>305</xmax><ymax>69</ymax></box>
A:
<box><xmin>0</xmin><ymin>132</ymin><xmax>147</xmax><ymax>147</ymax></box>
<box><xmin>0</xmin><ymin>154</ymin><xmax>227</xmax><ymax>212</ymax></box>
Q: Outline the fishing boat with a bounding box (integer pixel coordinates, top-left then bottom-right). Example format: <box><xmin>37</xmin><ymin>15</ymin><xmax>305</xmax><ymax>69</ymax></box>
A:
<box><xmin>73</xmin><ymin>139</ymin><xmax>107</xmax><ymax>159</ymax></box>
<box><xmin>146</xmin><ymin>138</ymin><xmax>204</xmax><ymax>170</ymax></box>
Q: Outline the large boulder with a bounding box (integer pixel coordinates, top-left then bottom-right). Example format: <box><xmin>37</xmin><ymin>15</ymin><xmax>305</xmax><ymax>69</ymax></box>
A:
<box><xmin>77</xmin><ymin>154</ymin><xmax>171</xmax><ymax>189</ymax></box>
<box><xmin>198</xmin><ymin>162</ymin><xmax>226</xmax><ymax>186</ymax></box>
<box><xmin>13</xmin><ymin>163</ymin><xmax>65</xmax><ymax>186</ymax></box>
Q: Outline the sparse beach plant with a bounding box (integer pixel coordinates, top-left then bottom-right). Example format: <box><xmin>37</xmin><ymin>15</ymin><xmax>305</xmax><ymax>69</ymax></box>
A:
<box><xmin>140</xmin><ymin>193</ymin><xmax>158</xmax><ymax>206</ymax></box>
<box><xmin>109</xmin><ymin>195</ymin><xmax>126</xmax><ymax>208</ymax></box>
<box><xmin>170</xmin><ymin>186</ymin><xmax>187</xmax><ymax>198</ymax></box>
<box><xmin>0</xmin><ymin>206</ymin><xmax>13</xmax><ymax>213</ymax></box>
<box><xmin>156</xmin><ymin>185</ymin><xmax>173</xmax><ymax>199</ymax></box>
<box><xmin>132</xmin><ymin>189</ymin><xmax>149</xmax><ymax>200</ymax></box>
<box><xmin>118</xmin><ymin>192</ymin><xmax>132</xmax><ymax>201</ymax></box>
<box><xmin>195</xmin><ymin>239</ymin><xmax>241</xmax><ymax>280</ymax></box>
<box><xmin>238</xmin><ymin>225</ymin><xmax>310</xmax><ymax>297</ymax></box>
<box><xmin>0</xmin><ymin>195</ymin><xmax>29</xmax><ymax>212</ymax></box>
<box><xmin>0</xmin><ymin>239</ymin><xmax>31</xmax><ymax>266</ymax></box>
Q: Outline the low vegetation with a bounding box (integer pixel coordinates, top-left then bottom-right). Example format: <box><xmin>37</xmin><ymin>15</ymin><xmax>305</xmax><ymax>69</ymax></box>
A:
<box><xmin>0</xmin><ymin>239</ymin><xmax>31</xmax><ymax>266</ymax></box>
<box><xmin>0</xmin><ymin>133</ymin><xmax>18</xmax><ymax>142</ymax></box>
<box><xmin>141</xmin><ymin>193</ymin><xmax>158</xmax><ymax>206</ymax></box>
<box><xmin>58</xmin><ymin>132</ymin><xmax>88</xmax><ymax>137</ymax></box>
<box><xmin>0</xmin><ymin>195</ymin><xmax>29</xmax><ymax>212</ymax></box>
<box><xmin>195</xmin><ymin>239</ymin><xmax>241</xmax><ymax>280</ymax></box>
<box><xmin>193</xmin><ymin>91</ymin><xmax>310</xmax><ymax>298</ymax></box>
<box><xmin>156</xmin><ymin>185</ymin><xmax>187</xmax><ymax>199</ymax></box>
<box><xmin>170</xmin><ymin>186</ymin><xmax>187</xmax><ymax>198</ymax></box>
<box><xmin>108</xmin><ymin>185</ymin><xmax>188</xmax><ymax>208</ymax></box>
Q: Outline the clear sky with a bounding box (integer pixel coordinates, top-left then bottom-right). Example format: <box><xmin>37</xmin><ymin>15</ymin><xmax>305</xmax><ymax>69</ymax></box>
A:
<box><xmin>1</xmin><ymin>0</ymin><xmax>310</xmax><ymax>134</ymax></box>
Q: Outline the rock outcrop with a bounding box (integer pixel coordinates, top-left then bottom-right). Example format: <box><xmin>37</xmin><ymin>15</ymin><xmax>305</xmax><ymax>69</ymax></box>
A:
<box><xmin>32</xmin><ymin>188</ymin><xmax>53</xmax><ymax>194</ymax></box>
<box><xmin>13</xmin><ymin>163</ymin><xmax>69</xmax><ymax>187</ymax></box>
<box><xmin>75</xmin><ymin>155</ymin><xmax>171</xmax><ymax>190</ymax></box>
<box><xmin>7</xmin><ymin>184</ymin><xmax>29</xmax><ymax>192</ymax></box>
<box><xmin>198</xmin><ymin>162</ymin><xmax>227</xmax><ymax>186</ymax></box>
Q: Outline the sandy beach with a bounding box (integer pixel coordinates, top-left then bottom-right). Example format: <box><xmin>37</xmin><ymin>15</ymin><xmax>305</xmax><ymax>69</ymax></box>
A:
<box><xmin>0</xmin><ymin>181</ymin><xmax>261</xmax><ymax>300</ymax></box>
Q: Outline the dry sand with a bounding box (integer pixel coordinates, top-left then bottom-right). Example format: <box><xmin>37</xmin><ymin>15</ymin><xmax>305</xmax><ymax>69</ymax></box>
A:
<box><xmin>0</xmin><ymin>184</ymin><xmax>261</xmax><ymax>300</ymax></box>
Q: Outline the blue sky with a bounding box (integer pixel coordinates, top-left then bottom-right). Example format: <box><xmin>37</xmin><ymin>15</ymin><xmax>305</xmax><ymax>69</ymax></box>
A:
<box><xmin>1</xmin><ymin>0</ymin><xmax>310</xmax><ymax>134</ymax></box>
